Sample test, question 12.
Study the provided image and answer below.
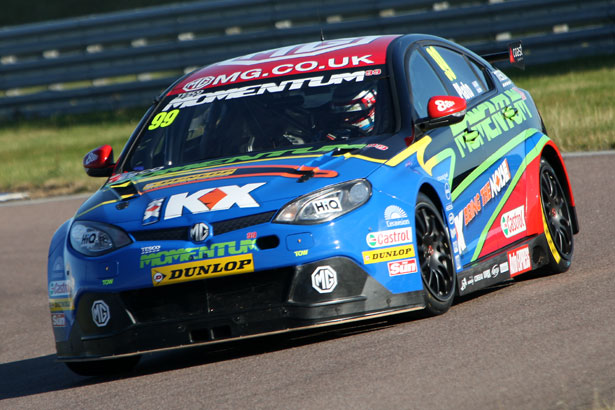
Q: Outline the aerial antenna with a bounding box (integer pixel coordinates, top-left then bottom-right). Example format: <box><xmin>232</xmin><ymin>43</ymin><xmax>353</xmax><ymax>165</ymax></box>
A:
<box><xmin>318</xmin><ymin>0</ymin><xmax>325</xmax><ymax>41</ymax></box>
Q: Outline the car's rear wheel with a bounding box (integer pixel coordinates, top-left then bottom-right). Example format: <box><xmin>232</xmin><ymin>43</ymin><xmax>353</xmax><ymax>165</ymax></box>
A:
<box><xmin>65</xmin><ymin>355</ymin><xmax>140</xmax><ymax>376</ymax></box>
<box><xmin>415</xmin><ymin>192</ymin><xmax>456</xmax><ymax>315</ymax></box>
<box><xmin>540</xmin><ymin>159</ymin><xmax>574</xmax><ymax>273</ymax></box>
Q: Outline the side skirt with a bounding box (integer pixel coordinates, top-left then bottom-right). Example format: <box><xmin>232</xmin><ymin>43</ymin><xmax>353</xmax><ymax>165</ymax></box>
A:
<box><xmin>456</xmin><ymin>234</ymin><xmax>552</xmax><ymax>296</ymax></box>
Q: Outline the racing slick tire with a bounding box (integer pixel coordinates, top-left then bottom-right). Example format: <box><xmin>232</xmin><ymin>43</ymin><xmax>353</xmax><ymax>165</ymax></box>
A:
<box><xmin>415</xmin><ymin>192</ymin><xmax>456</xmax><ymax>315</ymax></box>
<box><xmin>65</xmin><ymin>355</ymin><xmax>141</xmax><ymax>376</ymax></box>
<box><xmin>540</xmin><ymin>158</ymin><xmax>574</xmax><ymax>273</ymax></box>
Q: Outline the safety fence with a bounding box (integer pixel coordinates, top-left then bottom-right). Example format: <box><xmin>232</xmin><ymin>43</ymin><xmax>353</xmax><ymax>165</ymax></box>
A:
<box><xmin>0</xmin><ymin>0</ymin><xmax>613</xmax><ymax>119</ymax></box>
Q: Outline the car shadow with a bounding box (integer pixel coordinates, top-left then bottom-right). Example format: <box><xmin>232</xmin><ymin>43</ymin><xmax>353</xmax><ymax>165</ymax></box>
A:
<box><xmin>1</xmin><ymin>273</ymin><xmax>549</xmax><ymax>399</ymax></box>
<box><xmin>0</xmin><ymin>314</ymin><xmax>419</xmax><ymax>399</ymax></box>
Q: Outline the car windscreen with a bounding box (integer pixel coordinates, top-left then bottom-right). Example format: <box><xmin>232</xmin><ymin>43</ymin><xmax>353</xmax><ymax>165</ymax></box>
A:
<box><xmin>123</xmin><ymin>69</ymin><xmax>394</xmax><ymax>172</ymax></box>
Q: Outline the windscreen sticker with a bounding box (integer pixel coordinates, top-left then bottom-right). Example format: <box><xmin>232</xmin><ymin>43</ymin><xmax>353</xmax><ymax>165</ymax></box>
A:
<box><xmin>148</xmin><ymin>109</ymin><xmax>179</xmax><ymax>130</ymax></box>
<box><xmin>425</xmin><ymin>46</ymin><xmax>456</xmax><ymax>81</ymax></box>
<box><xmin>163</xmin><ymin>70</ymin><xmax>376</xmax><ymax>111</ymax></box>
<box><xmin>182</xmin><ymin>55</ymin><xmax>375</xmax><ymax>93</ymax></box>
<box><xmin>216</xmin><ymin>36</ymin><xmax>382</xmax><ymax>66</ymax></box>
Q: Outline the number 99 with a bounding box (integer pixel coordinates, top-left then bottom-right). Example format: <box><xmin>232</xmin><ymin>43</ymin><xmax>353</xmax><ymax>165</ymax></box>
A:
<box><xmin>148</xmin><ymin>109</ymin><xmax>179</xmax><ymax>130</ymax></box>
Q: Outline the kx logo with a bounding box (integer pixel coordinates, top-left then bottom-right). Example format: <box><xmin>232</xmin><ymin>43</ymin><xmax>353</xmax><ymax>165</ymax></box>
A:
<box><xmin>164</xmin><ymin>183</ymin><xmax>265</xmax><ymax>219</ymax></box>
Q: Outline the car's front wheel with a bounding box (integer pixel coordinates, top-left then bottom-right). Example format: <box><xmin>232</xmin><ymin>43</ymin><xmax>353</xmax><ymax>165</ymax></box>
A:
<box><xmin>540</xmin><ymin>158</ymin><xmax>574</xmax><ymax>273</ymax></box>
<box><xmin>415</xmin><ymin>192</ymin><xmax>456</xmax><ymax>315</ymax></box>
<box><xmin>65</xmin><ymin>355</ymin><xmax>140</xmax><ymax>376</ymax></box>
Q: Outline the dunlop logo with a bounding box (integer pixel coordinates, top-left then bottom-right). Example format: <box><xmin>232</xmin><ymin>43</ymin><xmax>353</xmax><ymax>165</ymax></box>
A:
<box><xmin>362</xmin><ymin>244</ymin><xmax>415</xmax><ymax>264</ymax></box>
<box><xmin>151</xmin><ymin>254</ymin><xmax>254</xmax><ymax>286</ymax></box>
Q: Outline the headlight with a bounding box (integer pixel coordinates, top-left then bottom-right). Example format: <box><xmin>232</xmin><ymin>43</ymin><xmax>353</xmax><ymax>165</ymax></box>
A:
<box><xmin>69</xmin><ymin>221</ymin><xmax>132</xmax><ymax>256</ymax></box>
<box><xmin>274</xmin><ymin>179</ymin><xmax>371</xmax><ymax>224</ymax></box>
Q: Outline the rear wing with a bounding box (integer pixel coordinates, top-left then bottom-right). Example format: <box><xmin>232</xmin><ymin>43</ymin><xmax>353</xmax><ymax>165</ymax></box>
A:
<box><xmin>482</xmin><ymin>41</ymin><xmax>525</xmax><ymax>70</ymax></box>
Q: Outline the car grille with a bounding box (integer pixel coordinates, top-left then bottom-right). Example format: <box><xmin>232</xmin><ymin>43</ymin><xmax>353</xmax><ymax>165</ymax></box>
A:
<box><xmin>119</xmin><ymin>267</ymin><xmax>293</xmax><ymax>323</ymax></box>
<box><xmin>130</xmin><ymin>210</ymin><xmax>277</xmax><ymax>241</ymax></box>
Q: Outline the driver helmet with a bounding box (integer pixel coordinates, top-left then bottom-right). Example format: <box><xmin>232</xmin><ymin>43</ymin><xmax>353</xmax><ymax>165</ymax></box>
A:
<box><xmin>331</xmin><ymin>85</ymin><xmax>377</xmax><ymax>134</ymax></box>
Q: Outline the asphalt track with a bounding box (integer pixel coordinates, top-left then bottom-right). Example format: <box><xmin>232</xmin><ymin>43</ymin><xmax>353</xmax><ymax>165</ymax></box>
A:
<box><xmin>1</xmin><ymin>154</ymin><xmax>614</xmax><ymax>410</ymax></box>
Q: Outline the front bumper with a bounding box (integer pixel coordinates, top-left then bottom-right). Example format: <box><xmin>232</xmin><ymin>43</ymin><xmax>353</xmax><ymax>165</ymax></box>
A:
<box><xmin>57</xmin><ymin>256</ymin><xmax>425</xmax><ymax>361</ymax></box>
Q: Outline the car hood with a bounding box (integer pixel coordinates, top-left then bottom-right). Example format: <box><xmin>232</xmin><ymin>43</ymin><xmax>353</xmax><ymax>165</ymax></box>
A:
<box><xmin>75</xmin><ymin>148</ymin><xmax>386</xmax><ymax>231</ymax></box>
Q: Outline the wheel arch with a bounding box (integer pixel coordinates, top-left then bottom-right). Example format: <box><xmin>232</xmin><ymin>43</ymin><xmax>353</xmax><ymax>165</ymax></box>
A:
<box><xmin>540</xmin><ymin>143</ymin><xmax>579</xmax><ymax>234</ymax></box>
<box><xmin>418</xmin><ymin>183</ymin><xmax>444</xmax><ymax>215</ymax></box>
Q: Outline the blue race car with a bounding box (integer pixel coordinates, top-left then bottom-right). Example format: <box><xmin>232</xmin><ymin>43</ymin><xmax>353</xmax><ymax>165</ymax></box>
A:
<box><xmin>48</xmin><ymin>34</ymin><xmax>578</xmax><ymax>375</ymax></box>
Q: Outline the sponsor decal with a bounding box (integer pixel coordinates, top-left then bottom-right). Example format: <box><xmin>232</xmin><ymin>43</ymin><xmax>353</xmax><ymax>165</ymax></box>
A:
<box><xmin>366</xmin><ymin>143</ymin><xmax>388</xmax><ymax>151</ymax></box>
<box><xmin>507</xmin><ymin>245</ymin><xmax>531</xmax><ymax>276</ymax></box>
<box><xmin>91</xmin><ymin>300</ymin><xmax>110</xmax><ymax>327</ymax></box>
<box><xmin>453</xmin><ymin>81</ymin><xmax>475</xmax><ymax>100</ymax></box>
<box><xmin>151</xmin><ymin>254</ymin><xmax>254</xmax><ymax>286</ymax></box>
<box><xmin>366</xmin><ymin>227</ymin><xmax>413</xmax><ymax>248</ymax></box>
<box><xmin>311</xmin><ymin>266</ymin><xmax>338</xmax><ymax>293</ymax></box>
<box><xmin>454</xmin><ymin>158</ymin><xmax>512</xmax><ymax>254</ymax></box>
<box><xmin>143</xmin><ymin>198</ymin><xmax>164</xmax><ymax>225</ymax></box>
<box><xmin>434</xmin><ymin>98</ymin><xmax>455</xmax><ymax>112</ymax></box>
<box><xmin>246</xmin><ymin>231</ymin><xmax>257</xmax><ymax>239</ymax></box>
<box><xmin>460</xmin><ymin>277</ymin><xmax>467</xmax><ymax>292</ymax></box>
<box><xmin>140</xmin><ymin>240</ymin><xmax>257</xmax><ymax>268</ymax></box>
<box><xmin>49</xmin><ymin>298</ymin><xmax>73</xmax><ymax>312</ymax></box>
<box><xmin>140</xmin><ymin>144</ymin><xmax>365</xmax><ymax>177</ymax></box>
<box><xmin>362</xmin><ymin>244</ymin><xmax>415</xmax><ymax>264</ymax></box>
<box><xmin>84</xmin><ymin>152</ymin><xmax>98</xmax><ymax>166</ymax></box>
<box><xmin>387</xmin><ymin>258</ymin><xmax>418</xmax><ymax>276</ymax></box>
<box><xmin>51</xmin><ymin>313</ymin><xmax>66</xmax><ymax>327</ymax></box>
<box><xmin>216</xmin><ymin>36</ymin><xmax>380</xmax><ymax>66</ymax></box>
<box><xmin>384</xmin><ymin>205</ymin><xmax>410</xmax><ymax>228</ymax></box>
<box><xmin>312</xmin><ymin>197</ymin><xmax>341</xmax><ymax>214</ymax></box>
<box><xmin>164</xmin><ymin>70</ymin><xmax>377</xmax><ymax>111</ymax></box>
<box><xmin>472</xmin><ymin>80</ymin><xmax>483</xmax><ymax>94</ymax></box>
<box><xmin>491</xmin><ymin>264</ymin><xmax>500</xmax><ymax>278</ymax></box>
<box><xmin>190</xmin><ymin>222</ymin><xmax>210</xmax><ymax>242</ymax></box>
<box><xmin>452</xmin><ymin>89</ymin><xmax>533</xmax><ymax>159</ymax></box>
<box><xmin>500</xmin><ymin>261</ymin><xmax>509</xmax><ymax>273</ymax></box>
<box><xmin>142</xmin><ymin>169</ymin><xmax>237</xmax><ymax>191</ymax></box>
<box><xmin>500</xmin><ymin>205</ymin><xmax>526</xmax><ymax>238</ymax></box>
<box><xmin>493</xmin><ymin>70</ymin><xmax>512</xmax><ymax>87</ymax></box>
<box><xmin>184</xmin><ymin>76</ymin><xmax>215</xmax><ymax>91</ymax></box>
<box><xmin>141</xmin><ymin>245</ymin><xmax>161</xmax><ymax>254</ymax></box>
<box><xmin>164</xmin><ymin>183</ymin><xmax>265</xmax><ymax>219</ymax></box>
<box><xmin>48</xmin><ymin>280</ymin><xmax>71</xmax><ymax>298</ymax></box>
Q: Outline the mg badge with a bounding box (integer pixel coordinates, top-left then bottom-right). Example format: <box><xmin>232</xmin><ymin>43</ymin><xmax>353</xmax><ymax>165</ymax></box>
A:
<box><xmin>190</xmin><ymin>222</ymin><xmax>210</xmax><ymax>242</ymax></box>
<box><xmin>311</xmin><ymin>266</ymin><xmax>337</xmax><ymax>293</ymax></box>
<box><xmin>91</xmin><ymin>300</ymin><xmax>110</xmax><ymax>327</ymax></box>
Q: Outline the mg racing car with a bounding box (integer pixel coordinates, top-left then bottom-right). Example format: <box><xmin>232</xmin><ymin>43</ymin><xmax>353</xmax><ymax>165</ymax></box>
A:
<box><xmin>47</xmin><ymin>34</ymin><xmax>578</xmax><ymax>375</ymax></box>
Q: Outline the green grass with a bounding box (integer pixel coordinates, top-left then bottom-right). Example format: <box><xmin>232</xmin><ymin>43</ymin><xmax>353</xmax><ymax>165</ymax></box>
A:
<box><xmin>0</xmin><ymin>110</ymin><xmax>141</xmax><ymax>197</ymax></box>
<box><xmin>509</xmin><ymin>54</ymin><xmax>615</xmax><ymax>151</ymax></box>
<box><xmin>1</xmin><ymin>55</ymin><xmax>614</xmax><ymax>197</ymax></box>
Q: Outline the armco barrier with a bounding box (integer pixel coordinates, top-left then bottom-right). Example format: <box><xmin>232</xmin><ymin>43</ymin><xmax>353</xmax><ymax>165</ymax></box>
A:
<box><xmin>0</xmin><ymin>0</ymin><xmax>613</xmax><ymax>119</ymax></box>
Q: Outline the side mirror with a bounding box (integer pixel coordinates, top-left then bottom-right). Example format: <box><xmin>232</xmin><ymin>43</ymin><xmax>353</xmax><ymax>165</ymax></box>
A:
<box><xmin>416</xmin><ymin>95</ymin><xmax>467</xmax><ymax>131</ymax></box>
<box><xmin>83</xmin><ymin>145</ymin><xmax>115</xmax><ymax>177</ymax></box>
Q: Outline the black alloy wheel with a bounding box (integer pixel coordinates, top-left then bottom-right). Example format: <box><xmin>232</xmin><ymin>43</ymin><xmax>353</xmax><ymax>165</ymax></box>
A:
<box><xmin>540</xmin><ymin>159</ymin><xmax>574</xmax><ymax>272</ymax></box>
<box><xmin>415</xmin><ymin>192</ymin><xmax>456</xmax><ymax>315</ymax></box>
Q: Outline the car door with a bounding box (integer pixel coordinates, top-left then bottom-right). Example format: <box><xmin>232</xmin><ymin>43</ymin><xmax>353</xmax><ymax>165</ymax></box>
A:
<box><xmin>406</xmin><ymin>43</ymin><xmax>497</xmax><ymax>270</ymax></box>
